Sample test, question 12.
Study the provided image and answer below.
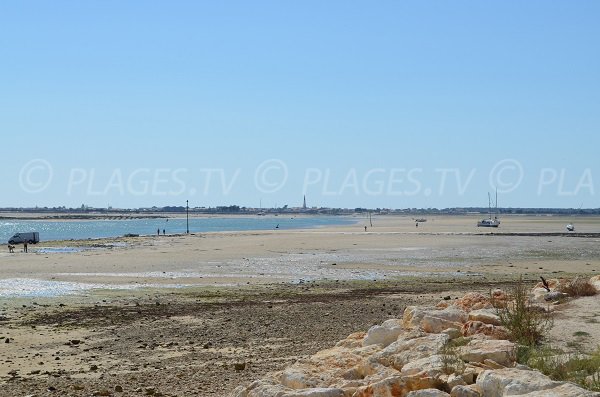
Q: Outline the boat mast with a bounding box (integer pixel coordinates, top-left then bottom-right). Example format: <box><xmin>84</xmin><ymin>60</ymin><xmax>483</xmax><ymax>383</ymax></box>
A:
<box><xmin>495</xmin><ymin>188</ymin><xmax>498</xmax><ymax>218</ymax></box>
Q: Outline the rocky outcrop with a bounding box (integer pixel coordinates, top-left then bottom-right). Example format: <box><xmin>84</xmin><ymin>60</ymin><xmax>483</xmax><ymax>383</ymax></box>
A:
<box><xmin>230</xmin><ymin>284</ymin><xmax>600</xmax><ymax>397</ymax></box>
<box><xmin>476</xmin><ymin>367</ymin><xmax>600</xmax><ymax>397</ymax></box>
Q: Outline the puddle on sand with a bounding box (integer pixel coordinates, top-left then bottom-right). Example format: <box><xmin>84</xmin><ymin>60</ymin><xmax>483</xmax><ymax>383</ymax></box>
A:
<box><xmin>36</xmin><ymin>247</ymin><xmax>84</xmax><ymax>254</ymax></box>
<box><xmin>0</xmin><ymin>278</ymin><xmax>192</xmax><ymax>298</ymax></box>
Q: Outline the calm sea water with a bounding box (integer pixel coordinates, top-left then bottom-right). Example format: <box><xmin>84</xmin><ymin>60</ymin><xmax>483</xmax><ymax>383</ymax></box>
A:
<box><xmin>0</xmin><ymin>216</ymin><xmax>355</xmax><ymax>242</ymax></box>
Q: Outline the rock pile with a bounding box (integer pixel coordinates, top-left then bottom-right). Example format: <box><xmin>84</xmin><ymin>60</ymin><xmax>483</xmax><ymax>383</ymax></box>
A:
<box><xmin>231</xmin><ymin>282</ymin><xmax>600</xmax><ymax>397</ymax></box>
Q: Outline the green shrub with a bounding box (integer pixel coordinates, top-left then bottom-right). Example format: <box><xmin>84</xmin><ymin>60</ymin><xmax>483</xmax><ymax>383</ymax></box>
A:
<box><xmin>497</xmin><ymin>276</ymin><xmax>553</xmax><ymax>346</ymax></box>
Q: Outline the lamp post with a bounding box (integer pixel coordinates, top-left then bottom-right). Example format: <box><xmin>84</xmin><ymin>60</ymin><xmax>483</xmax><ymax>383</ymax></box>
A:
<box><xmin>186</xmin><ymin>200</ymin><xmax>189</xmax><ymax>234</ymax></box>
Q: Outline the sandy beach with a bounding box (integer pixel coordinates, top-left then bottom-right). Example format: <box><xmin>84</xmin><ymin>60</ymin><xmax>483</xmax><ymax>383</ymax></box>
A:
<box><xmin>2</xmin><ymin>214</ymin><xmax>599</xmax><ymax>289</ymax></box>
<box><xmin>1</xmin><ymin>214</ymin><xmax>600</xmax><ymax>396</ymax></box>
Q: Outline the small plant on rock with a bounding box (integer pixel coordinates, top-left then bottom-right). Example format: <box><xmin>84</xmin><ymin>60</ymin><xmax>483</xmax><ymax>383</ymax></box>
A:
<box><xmin>440</xmin><ymin>338</ymin><xmax>467</xmax><ymax>375</ymax></box>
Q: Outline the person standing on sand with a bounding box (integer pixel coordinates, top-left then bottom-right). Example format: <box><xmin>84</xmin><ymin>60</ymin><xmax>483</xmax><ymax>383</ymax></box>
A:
<box><xmin>23</xmin><ymin>242</ymin><xmax>28</xmax><ymax>253</ymax></box>
<box><xmin>163</xmin><ymin>229</ymin><xmax>165</xmax><ymax>235</ymax></box>
<box><xmin>157</xmin><ymin>228</ymin><xmax>160</xmax><ymax>236</ymax></box>
<box><xmin>364</xmin><ymin>226</ymin><xmax>367</xmax><ymax>232</ymax></box>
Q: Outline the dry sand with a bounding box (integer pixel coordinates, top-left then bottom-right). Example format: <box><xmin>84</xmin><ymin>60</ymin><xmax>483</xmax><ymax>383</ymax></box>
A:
<box><xmin>1</xmin><ymin>214</ymin><xmax>600</xmax><ymax>396</ymax></box>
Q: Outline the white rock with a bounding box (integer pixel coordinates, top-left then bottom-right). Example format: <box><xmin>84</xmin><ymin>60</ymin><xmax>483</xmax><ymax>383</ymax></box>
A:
<box><xmin>459</xmin><ymin>338</ymin><xmax>516</xmax><ymax>367</ymax></box>
<box><xmin>476</xmin><ymin>368</ymin><xmax>600</xmax><ymax>397</ymax></box>
<box><xmin>404</xmin><ymin>306</ymin><xmax>468</xmax><ymax>334</ymax></box>
<box><xmin>400</xmin><ymin>354</ymin><xmax>445</xmax><ymax>378</ymax></box>
<box><xmin>407</xmin><ymin>389</ymin><xmax>450</xmax><ymax>396</ymax></box>
<box><xmin>450</xmin><ymin>384</ymin><xmax>482</xmax><ymax>397</ymax></box>
<box><xmin>421</xmin><ymin>315</ymin><xmax>463</xmax><ymax>334</ymax></box>
<box><xmin>432</xmin><ymin>307</ymin><xmax>469</xmax><ymax>323</ymax></box>
<box><xmin>352</xmin><ymin>376</ymin><xmax>407</xmax><ymax>397</ymax></box>
<box><xmin>285</xmin><ymin>388</ymin><xmax>345</xmax><ymax>397</ymax></box>
<box><xmin>442</xmin><ymin>328</ymin><xmax>463</xmax><ymax>340</ymax></box>
<box><xmin>231</xmin><ymin>379</ymin><xmax>289</xmax><ymax>397</ymax></box>
<box><xmin>373</xmin><ymin>333</ymin><xmax>448</xmax><ymax>370</ymax></box>
<box><xmin>476</xmin><ymin>368</ymin><xmax>556</xmax><ymax>396</ymax></box>
<box><xmin>234</xmin><ymin>380</ymin><xmax>347</xmax><ymax>397</ymax></box>
<box><xmin>280</xmin><ymin>369</ymin><xmax>316</xmax><ymax>389</ymax></box>
<box><xmin>468</xmin><ymin>309</ymin><xmax>501</xmax><ymax>326</ymax></box>
<box><xmin>363</xmin><ymin>319</ymin><xmax>404</xmax><ymax>347</ymax></box>
<box><xmin>590</xmin><ymin>275</ymin><xmax>600</xmax><ymax>291</ymax></box>
<box><xmin>404</xmin><ymin>306</ymin><xmax>427</xmax><ymax>329</ymax></box>
<box><xmin>446</xmin><ymin>373</ymin><xmax>466</xmax><ymax>389</ymax></box>
<box><xmin>518</xmin><ymin>382</ymin><xmax>600</xmax><ymax>396</ymax></box>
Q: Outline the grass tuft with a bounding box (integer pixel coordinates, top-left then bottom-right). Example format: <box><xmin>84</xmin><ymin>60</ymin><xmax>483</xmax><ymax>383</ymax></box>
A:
<box><xmin>558</xmin><ymin>276</ymin><xmax>598</xmax><ymax>297</ymax></box>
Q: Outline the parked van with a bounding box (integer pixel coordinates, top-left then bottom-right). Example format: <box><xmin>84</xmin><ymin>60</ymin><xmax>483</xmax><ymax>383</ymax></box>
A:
<box><xmin>8</xmin><ymin>232</ymin><xmax>40</xmax><ymax>245</ymax></box>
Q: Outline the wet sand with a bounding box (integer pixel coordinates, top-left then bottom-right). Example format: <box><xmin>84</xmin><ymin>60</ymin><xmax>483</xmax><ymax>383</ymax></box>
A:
<box><xmin>1</xmin><ymin>215</ymin><xmax>599</xmax><ymax>292</ymax></box>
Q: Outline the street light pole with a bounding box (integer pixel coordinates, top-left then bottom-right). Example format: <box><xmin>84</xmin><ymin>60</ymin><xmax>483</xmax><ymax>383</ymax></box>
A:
<box><xmin>186</xmin><ymin>200</ymin><xmax>189</xmax><ymax>234</ymax></box>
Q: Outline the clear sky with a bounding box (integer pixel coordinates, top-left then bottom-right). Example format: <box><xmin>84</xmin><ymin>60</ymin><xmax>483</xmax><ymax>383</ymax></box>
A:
<box><xmin>2</xmin><ymin>1</ymin><xmax>599</xmax><ymax>209</ymax></box>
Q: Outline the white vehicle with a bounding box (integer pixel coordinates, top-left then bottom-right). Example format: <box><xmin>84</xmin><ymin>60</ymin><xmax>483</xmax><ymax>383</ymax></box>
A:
<box><xmin>8</xmin><ymin>232</ymin><xmax>40</xmax><ymax>245</ymax></box>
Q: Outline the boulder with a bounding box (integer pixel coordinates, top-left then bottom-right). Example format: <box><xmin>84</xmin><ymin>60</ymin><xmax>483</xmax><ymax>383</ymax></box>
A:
<box><xmin>467</xmin><ymin>309</ymin><xmax>501</xmax><ymax>326</ymax></box>
<box><xmin>459</xmin><ymin>338</ymin><xmax>516</xmax><ymax>367</ymax></box>
<box><xmin>450</xmin><ymin>384</ymin><xmax>482</xmax><ymax>397</ymax></box>
<box><xmin>363</xmin><ymin>319</ymin><xmax>404</xmax><ymax>347</ymax></box>
<box><xmin>404</xmin><ymin>306</ymin><xmax>427</xmax><ymax>329</ymax></box>
<box><xmin>400</xmin><ymin>355</ymin><xmax>446</xmax><ymax>378</ymax></box>
<box><xmin>518</xmin><ymin>382</ymin><xmax>600</xmax><ymax>396</ymax></box>
<box><xmin>490</xmin><ymin>289</ymin><xmax>509</xmax><ymax>307</ymax></box>
<box><xmin>403</xmin><ymin>306</ymin><xmax>468</xmax><ymax>334</ymax></box>
<box><xmin>452</xmin><ymin>293</ymin><xmax>491</xmax><ymax>312</ymax></box>
<box><xmin>373</xmin><ymin>333</ymin><xmax>448</xmax><ymax>370</ymax></box>
<box><xmin>407</xmin><ymin>389</ymin><xmax>450</xmax><ymax>397</ymax></box>
<box><xmin>278</xmin><ymin>343</ymin><xmax>381</xmax><ymax>390</ymax></box>
<box><xmin>590</xmin><ymin>275</ymin><xmax>600</xmax><ymax>291</ymax></box>
<box><xmin>286</xmin><ymin>388</ymin><xmax>345</xmax><ymax>397</ymax></box>
<box><xmin>476</xmin><ymin>367</ymin><xmax>600</xmax><ymax>397</ymax></box>
<box><xmin>335</xmin><ymin>332</ymin><xmax>366</xmax><ymax>349</ymax></box>
<box><xmin>442</xmin><ymin>328</ymin><xmax>463</xmax><ymax>340</ymax></box>
<box><xmin>462</xmin><ymin>321</ymin><xmax>508</xmax><ymax>340</ymax></box>
<box><xmin>421</xmin><ymin>315</ymin><xmax>463</xmax><ymax>334</ymax></box>
<box><xmin>445</xmin><ymin>373</ymin><xmax>466</xmax><ymax>389</ymax></box>
<box><xmin>352</xmin><ymin>376</ymin><xmax>408</xmax><ymax>397</ymax></box>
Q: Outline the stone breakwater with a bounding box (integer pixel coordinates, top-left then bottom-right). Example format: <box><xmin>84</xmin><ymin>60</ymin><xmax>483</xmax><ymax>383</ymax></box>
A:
<box><xmin>231</xmin><ymin>277</ymin><xmax>600</xmax><ymax>397</ymax></box>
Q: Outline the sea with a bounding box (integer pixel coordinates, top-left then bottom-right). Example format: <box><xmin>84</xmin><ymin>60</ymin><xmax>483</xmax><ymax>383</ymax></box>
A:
<box><xmin>0</xmin><ymin>215</ymin><xmax>355</xmax><ymax>243</ymax></box>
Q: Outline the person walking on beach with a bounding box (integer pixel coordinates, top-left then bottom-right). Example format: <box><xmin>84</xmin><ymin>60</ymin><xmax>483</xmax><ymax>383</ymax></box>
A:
<box><xmin>162</xmin><ymin>229</ymin><xmax>165</xmax><ymax>235</ymax></box>
<box><xmin>364</xmin><ymin>226</ymin><xmax>367</xmax><ymax>232</ymax></box>
<box><xmin>157</xmin><ymin>228</ymin><xmax>160</xmax><ymax>236</ymax></box>
<box><xmin>23</xmin><ymin>242</ymin><xmax>28</xmax><ymax>253</ymax></box>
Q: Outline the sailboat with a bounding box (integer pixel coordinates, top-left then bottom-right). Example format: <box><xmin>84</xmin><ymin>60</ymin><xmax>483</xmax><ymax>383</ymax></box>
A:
<box><xmin>566</xmin><ymin>203</ymin><xmax>582</xmax><ymax>232</ymax></box>
<box><xmin>477</xmin><ymin>191</ymin><xmax>500</xmax><ymax>228</ymax></box>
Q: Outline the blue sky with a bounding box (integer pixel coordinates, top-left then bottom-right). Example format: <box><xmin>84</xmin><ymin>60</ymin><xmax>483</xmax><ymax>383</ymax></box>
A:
<box><xmin>2</xmin><ymin>1</ymin><xmax>599</xmax><ymax>209</ymax></box>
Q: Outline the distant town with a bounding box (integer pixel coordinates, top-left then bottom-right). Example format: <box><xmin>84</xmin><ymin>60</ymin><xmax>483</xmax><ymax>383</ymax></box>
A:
<box><xmin>0</xmin><ymin>205</ymin><xmax>599</xmax><ymax>218</ymax></box>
